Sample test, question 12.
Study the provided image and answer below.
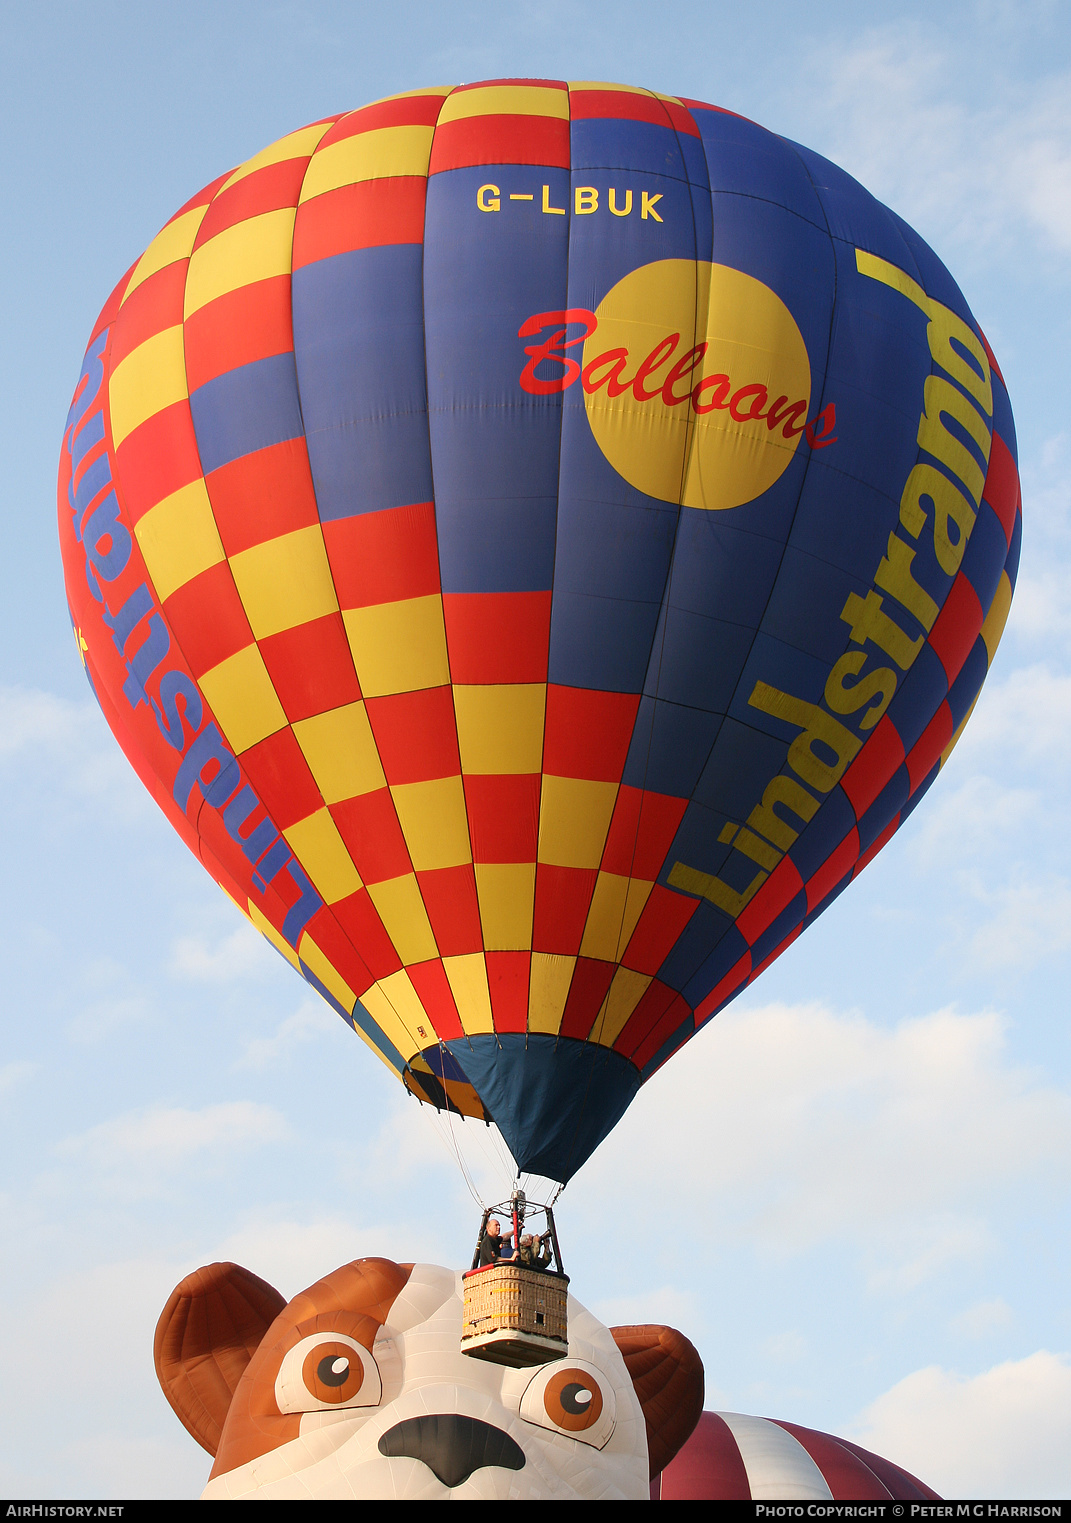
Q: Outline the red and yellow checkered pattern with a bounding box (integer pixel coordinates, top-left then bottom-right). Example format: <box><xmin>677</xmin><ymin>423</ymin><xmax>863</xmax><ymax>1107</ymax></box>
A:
<box><xmin>96</xmin><ymin>83</ymin><xmax>699</xmax><ymax>1089</ymax></box>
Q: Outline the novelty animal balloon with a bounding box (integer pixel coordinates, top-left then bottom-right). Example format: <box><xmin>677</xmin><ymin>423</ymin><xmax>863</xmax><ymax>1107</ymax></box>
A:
<box><xmin>154</xmin><ymin>1256</ymin><xmax>938</xmax><ymax>1500</ymax></box>
<box><xmin>154</xmin><ymin>1257</ymin><xmax>704</xmax><ymax>1498</ymax></box>
<box><xmin>59</xmin><ymin>81</ymin><xmax>1020</xmax><ymax>1183</ymax></box>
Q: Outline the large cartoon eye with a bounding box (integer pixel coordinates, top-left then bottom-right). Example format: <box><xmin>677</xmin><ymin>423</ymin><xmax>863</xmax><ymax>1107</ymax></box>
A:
<box><xmin>302</xmin><ymin>1341</ymin><xmax>365</xmax><ymax>1404</ymax></box>
<box><xmin>275</xmin><ymin>1333</ymin><xmax>383</xmax><ymax>1414</ymax></box>
<box><xmin>519</xmin><ymin>1360</ymin><xmax>616</xmax><ymax>1449</ymax></box>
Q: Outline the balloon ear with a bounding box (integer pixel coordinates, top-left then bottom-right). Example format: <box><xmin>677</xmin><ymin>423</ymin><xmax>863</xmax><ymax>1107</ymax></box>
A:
<box><xmin>611</xmin><ymin>1324</ymin><xmax>704</xmax><ymax>1479</ymax></box>
<box><xmin>154</xmin><ymin>1262</ymin><xmax>287</xmax><ymax>1456</ymax></box>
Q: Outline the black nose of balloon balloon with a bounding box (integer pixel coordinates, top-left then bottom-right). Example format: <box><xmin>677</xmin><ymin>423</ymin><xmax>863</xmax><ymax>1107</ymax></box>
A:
<box><xmin>378</xmin><ymin>1413</ymin><xmax>526</xmax><ymax>1488</ymax></box>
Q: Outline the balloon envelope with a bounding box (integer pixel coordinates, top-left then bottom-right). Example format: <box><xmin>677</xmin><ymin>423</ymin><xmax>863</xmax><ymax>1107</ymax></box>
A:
<box><xmin>58</xmin><ymin>82</ymin><xmax>1020</xmax><ymax>1183</ymax></box>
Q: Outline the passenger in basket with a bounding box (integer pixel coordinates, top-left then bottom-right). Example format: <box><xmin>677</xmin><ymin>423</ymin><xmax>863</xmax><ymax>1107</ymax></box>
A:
<box><xmin>479</xmin><ymin>1217</ymin><xmax>511</xmax><ymax>1265</ymax></box>
<box><xmin>514</xmin><ymin>1232</ymin><xmax>553</xmax><ymax>1270</ymax></box>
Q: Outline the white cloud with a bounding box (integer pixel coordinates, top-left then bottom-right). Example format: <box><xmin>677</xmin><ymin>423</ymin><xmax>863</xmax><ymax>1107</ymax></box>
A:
<box><xmin>897</xmin><ymin>696</ymin><xmax>1071</xmax><ymax>974</ymax></box>
<box><xmin>850</xmin><ymin>1351</ymin><xmax>1071</xmax><ymax>1498</ymax></box>
<box><xmin>0</xmin><ymin>1255</ymin><xmax>208</xmax><ymax>1498</ymax></box>
<box><xmin>1019</xmin><ymin>432</ymin><xmax>1071</xmax><ymax>544</ymax></box>
<box><xmin>1006</xmin><ymin>429</ymin><xmax>1071</xmax><ymax>570</ymax></box>
<box><xmin>0</xmin><ymin>683</ymin><xmax>147</xmax><ymax>814</ymax></box>
<box><xmin>589</xmin><ymin>1283</ymin><xmax>702</xmax><ymax>1337</ymax></box>
<box><xmin>953</xmin><ymin>664</ymin><xmax>1071</xmax><ymax>766</ymax></box>
<box><xmin>574</xmin><ymin>1001</ymin><xmax>1071</xmax><ymax>1281</ymax></box>
<box><xmin>0</xmin><ymin>684</ymin><xmax>94</xmax><ymax>756</ymax></box>
<box><xmin>69</xmin><ymin>992</ymin><xmax>151</xmax><ymax>1043</ymax></box>
<box><xmin>1013</xmin><ymin>104</ymin><xmax>1071</xmax><ymax>252</ymax></box>
<box><xmin>58</xmin><ymin>1100</ymin><xmax>290</xmax><ymax>1172</ymax></box>
<box><xmin>1004</xmin><ymin>572</ymin><xmax>1071</xmax><ymax>649</ymax></box>
<box><xmin>997</xmin><ymin>434</ymin><xmax>1071</xmax><ymax>657</ymax></box>
<box><xmin>65</xmin><ymin>955</ymin><xmax>153</xmax><ymax>1043</ymax></box>
<box><xmin>761</xmin><ymin>1330</ymin><xmax>808</xmax><ymax>1363</ymax></box>
<box><xmin>865</xmin><ymin>1218</ymin><xmax>993</xmax><ymax>1296</ymax></box>
<box><xmin>169</xmin><ymin>921</ymin><xmax>279</xmax><ymax>983</ymax></box>
<box><xmin>213</xmin><ymin>1213</ymin><xmax>429</xmax><ymax>1299</ymax></box>
<box><xmin>791</xmin><ymin>24</ymin><xmax>1071</xmax><ymax>263</ymax></box>
<box><xmin>59</xmin><ymin>1436</ymin><xmax>205</xmax><ymax>1503</ymax></box>
<box><xmin>390</xmin><ymin>1101</ymin><xmax>524</xmax><ymax>1204</ymax></box>
<box><xmin>951</xmin><ymin>1298</ymin><xmax>1015</xmax><ymax>1340</ymax></box>
<box><xmin>236</xmin><ymin>998</ymin><xmax>338</xmax><ymax>1069</ymax></box>
<box><xmin>965</xmin><ymin>870</ymin><xmax>1071</xmax><ymax>968</ymax></box>
<box><xmin>906</xmin><ymin>773</ymin><xmax>1038</xmax><ymax>870</ymax></box>
<box><xmin>0</xmin><ymin>1060</ymin><xmax>36</xmax><ymax>1096</ymax></box>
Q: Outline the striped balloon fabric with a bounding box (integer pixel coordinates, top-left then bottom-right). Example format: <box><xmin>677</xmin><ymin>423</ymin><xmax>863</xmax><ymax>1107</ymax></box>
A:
<box><xmin>59</xmin><ymin>81</ymin><xmax>1019</xmax><ymax>1183</ymax></box>
<box><xmin>653</xmin><ymin>1411</ymin><xmax>940</xmax><ymax>1500</ymax></box>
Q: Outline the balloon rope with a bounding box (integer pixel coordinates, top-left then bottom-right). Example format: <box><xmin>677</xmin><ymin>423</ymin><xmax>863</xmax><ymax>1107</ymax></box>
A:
<box><xmin>447</xmin><ymin>1117</ymin><xmax>486</xmax><ymax>1209</ymax></box>
<box><xmin>418</xmin><ymin>1104</ymin><xmax>486</xmax><ymax>1209</ymax></box>
<box><xmin>444</xmin><ymin>1108</ymin><xmax>518</xmax><ymax>1205</ymax></box>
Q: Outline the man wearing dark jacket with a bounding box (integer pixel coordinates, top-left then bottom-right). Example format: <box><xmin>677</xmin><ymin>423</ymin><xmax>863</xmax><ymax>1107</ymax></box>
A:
<box><xmin>479</xmin><ymin>1217</ymin><xmax>509</xmax><ymax>1265</ymax></box>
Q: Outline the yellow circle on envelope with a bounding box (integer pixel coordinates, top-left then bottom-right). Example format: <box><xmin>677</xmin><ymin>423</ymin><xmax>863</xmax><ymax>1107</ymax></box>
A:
<box><xmin>581</xmin><ymin>259</ymin><xmax>811</xmax><ymax>511</ymax></box>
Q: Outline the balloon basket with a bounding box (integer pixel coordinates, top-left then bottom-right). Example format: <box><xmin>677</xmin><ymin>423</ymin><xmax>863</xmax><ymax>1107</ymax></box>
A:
<box><xmin>461</xmin><ymin>1262</ymin><xmax>570</xmax><ymax>1368</ymax></box>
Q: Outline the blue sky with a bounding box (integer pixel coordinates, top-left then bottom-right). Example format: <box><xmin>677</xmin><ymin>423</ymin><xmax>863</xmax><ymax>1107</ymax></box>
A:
<box><xmin>2</xmin><ymin>0</ymin><xmax>1070</xmax><ymax>1500</ymax></box>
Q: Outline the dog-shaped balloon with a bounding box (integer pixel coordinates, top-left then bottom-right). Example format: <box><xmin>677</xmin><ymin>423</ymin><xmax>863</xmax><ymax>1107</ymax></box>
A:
<box><xmin>155</xmin><ymin>1257</ymin><xmax>703</xmax><ymax>1499</ymax></box>
<box><xmin>156</xmin><ymin>1256</ymin><xmax>938</xmax><ymax>1500</ymax></box>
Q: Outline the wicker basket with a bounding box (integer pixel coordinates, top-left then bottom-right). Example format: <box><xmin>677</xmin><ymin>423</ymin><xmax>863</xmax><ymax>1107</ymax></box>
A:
<box><xmin>461</xmin><ymin>1263</ymin><xmax>569</xmax><ymax>1367</ymax></box>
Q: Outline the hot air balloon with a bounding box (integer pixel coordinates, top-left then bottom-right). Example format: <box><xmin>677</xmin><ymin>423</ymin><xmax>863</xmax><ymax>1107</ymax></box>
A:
<box><xmin>652</xmin><ymin>1410</ymin><xmax>940</xmax><ymax>1501</ymax></box>
<box><xmin>58</xmin><ymin>80</ymin><xmax>1020</xmax><ymax>1187</ymax></box>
